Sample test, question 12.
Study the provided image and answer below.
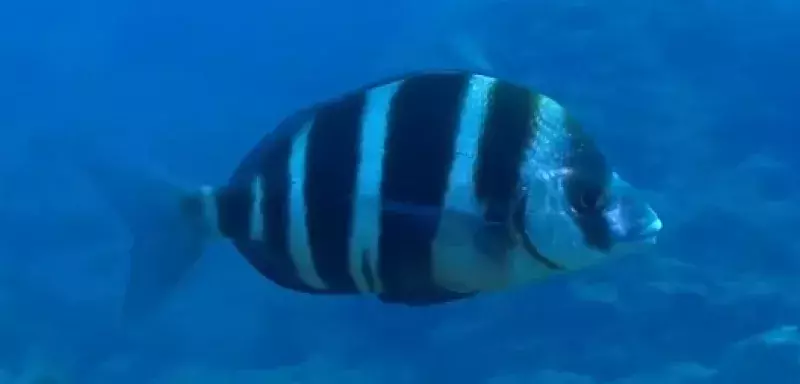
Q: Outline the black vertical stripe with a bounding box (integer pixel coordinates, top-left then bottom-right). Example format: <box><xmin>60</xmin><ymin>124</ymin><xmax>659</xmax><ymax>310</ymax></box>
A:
<box><xmin>226</xmin><ymin>124</ymin><xmax>321</xmax><ymax>293</ymax></box>
<box><xmin>261</xmin><ymin>141</ymin><xmax>294</xmax><ymax>271</ymax></box>
<box><xmin>473</xmin><ymin>79</ymin><xmax>537</xmax><ymax>222</ymax></box>
<box><xmin>257</xmin><ymin>139</ymin><xmax>314</xmax><ymax>290</ymax></box>
<box><xmin>214</xmin><ymin>185</ymin><xmax>251</xmax><ymax>240</ymax></box>
<box><xmin>378</xmin><ymin>73</ymin><xmax>470</xmax><ymax>298</ymax></box>
<box><xmin>562</xmin><ymin>112</ymin><xmax>614</xmax><ymax>251</ymax></box>
<box><xmin>303</xmin><ymin>93</ymin><xmax>366</xmax><ymax>293</ymax></box>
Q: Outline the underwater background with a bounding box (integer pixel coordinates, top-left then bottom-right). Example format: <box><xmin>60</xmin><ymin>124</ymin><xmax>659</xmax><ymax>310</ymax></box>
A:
<box><xmin>1</xmin><ymin>0</ymin><xmax>798</xmax><ymax>382</ymax></box>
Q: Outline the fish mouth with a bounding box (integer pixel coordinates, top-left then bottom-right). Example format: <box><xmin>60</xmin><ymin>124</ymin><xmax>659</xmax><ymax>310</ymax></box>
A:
<box><xmin>628</xmin><ymin>218</ymin><xmax>663</xmax><ymax>244</ymax></box>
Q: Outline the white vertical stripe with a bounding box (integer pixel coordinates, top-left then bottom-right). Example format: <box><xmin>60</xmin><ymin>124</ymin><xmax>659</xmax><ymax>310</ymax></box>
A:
<box><xmin>537</xmin><ymin>94</ymin><xmax>567</xmax><ymax>130</ymax></box>
<box><xmin>347</xmin><ymin>80</ymin><xmax>401</xmax><ymax>293</ymax></box>
<box><xmin>530</xmin><ymin>94</ymin><xmax>570</xmax><ymax>173</ymax></box>
<box><xmin>199</xmin><ymin>185</ymin><xmax>222</xmax><ymax>238</ymax></box>
<box><xmin>288</xmin><ymin>120</ymin><xmax>328</xmax><ymax>290</ymax></box>
<box><xmin>248</xmin><ymin>175</ymin><xmax>265</xmax><ymax>241</ymax></box>
<box><xmin>429</xmin><ymin>75</ymin><xmax>498</xmax><ymax>291</ymax></box>
<box><xmin>442</xmin><ymin>74</ymin><xmax>495</xmax><ymax>210</ymax></box>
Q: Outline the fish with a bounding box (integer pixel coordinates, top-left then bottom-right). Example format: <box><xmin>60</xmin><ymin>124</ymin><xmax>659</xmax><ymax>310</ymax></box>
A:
<box><xmin>81</xmin><ymin>70</ymin><xmax>663</xmax><ymax>320</ymax></box>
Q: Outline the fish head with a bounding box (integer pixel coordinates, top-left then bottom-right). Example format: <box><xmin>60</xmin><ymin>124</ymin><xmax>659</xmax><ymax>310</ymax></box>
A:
<box><xmin>521</xmin><ymin>167</ymin><xmax>662</xmax><ymax>272</ymax></box>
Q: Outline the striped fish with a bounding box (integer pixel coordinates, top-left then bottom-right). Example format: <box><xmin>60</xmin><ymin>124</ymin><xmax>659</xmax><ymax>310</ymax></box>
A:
<box><xmin>85</xmin><ymin>71</ymin><xmax>662</xmax><ymax>319</ymax></box>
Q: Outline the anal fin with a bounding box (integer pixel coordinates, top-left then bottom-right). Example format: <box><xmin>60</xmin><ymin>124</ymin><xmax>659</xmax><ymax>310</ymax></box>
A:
<box><xmin>378</xmin><ymin>287</ymin><xmax>476</xmax><ymax>306</ymax></box>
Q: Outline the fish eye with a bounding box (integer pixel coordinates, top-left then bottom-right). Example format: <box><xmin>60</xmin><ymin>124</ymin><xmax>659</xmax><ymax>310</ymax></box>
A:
<box><xmin>576</xmin><ymin>187</ymin><xmax>607</xmax><ymax>213</ymax></box>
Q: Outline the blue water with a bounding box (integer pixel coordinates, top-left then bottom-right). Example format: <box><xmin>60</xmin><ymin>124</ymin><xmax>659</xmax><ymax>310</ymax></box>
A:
<box><xmin>1</xmin><ymin>0</ymin><xmax>798</xmax><ymax>383</ymax></box>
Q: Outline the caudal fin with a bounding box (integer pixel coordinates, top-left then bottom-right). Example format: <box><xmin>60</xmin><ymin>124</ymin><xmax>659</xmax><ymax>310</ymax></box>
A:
<box><xmin>77</xmin><ymin>152</ymin><xmax>212</xmax><ymax>322</ymax></box>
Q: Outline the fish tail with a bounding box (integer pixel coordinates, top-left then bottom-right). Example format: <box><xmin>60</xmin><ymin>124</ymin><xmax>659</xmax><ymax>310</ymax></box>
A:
<box><xmin>75</xmin><ymin>149</ymin><xmax>214</xmax><ymax>323</ymax></box>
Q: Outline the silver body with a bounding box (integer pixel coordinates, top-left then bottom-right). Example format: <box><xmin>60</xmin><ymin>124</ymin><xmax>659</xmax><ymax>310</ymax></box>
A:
<box><xmin>201</xmin><ymin>74</ymin><xmax>662</xmax><ymax>295</ymax></box>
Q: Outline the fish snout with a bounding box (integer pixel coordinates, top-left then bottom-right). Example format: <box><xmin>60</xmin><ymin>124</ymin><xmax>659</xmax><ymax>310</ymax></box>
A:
<box><xmin>607</xmin><ymin>200</ymin><xmax>663</xmax><ymax>245</ymax></box>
